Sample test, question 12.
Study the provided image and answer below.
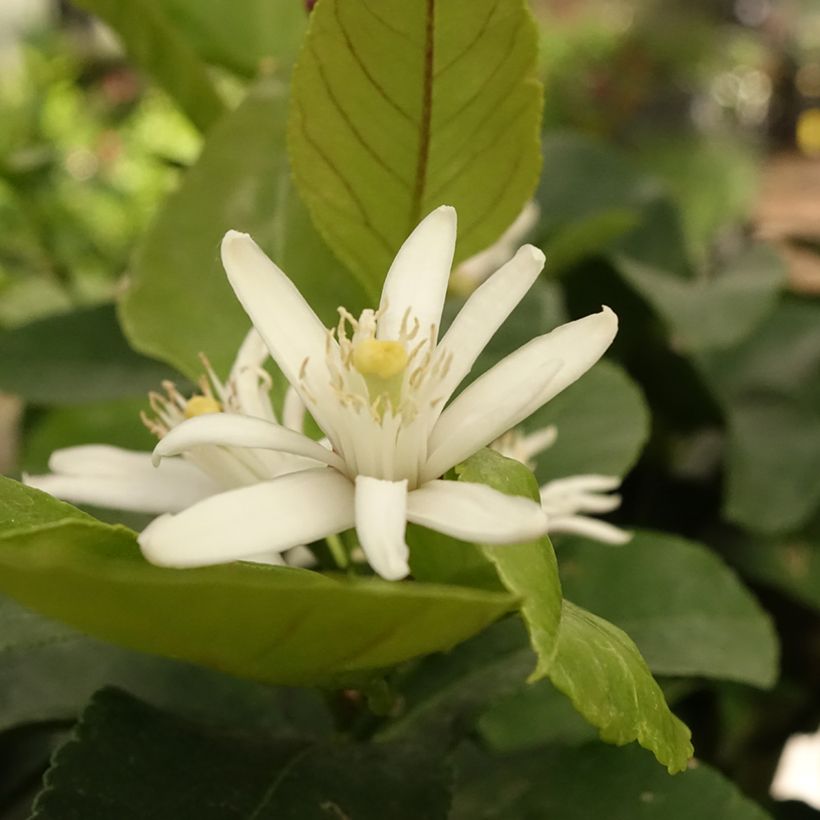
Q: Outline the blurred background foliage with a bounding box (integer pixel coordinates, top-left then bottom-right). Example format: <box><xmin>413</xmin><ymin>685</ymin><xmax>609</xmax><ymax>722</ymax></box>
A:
<box><xmin>1</xmin><ymin>0</ymin><xmax>820</xmax><ymax>817</ymax></box>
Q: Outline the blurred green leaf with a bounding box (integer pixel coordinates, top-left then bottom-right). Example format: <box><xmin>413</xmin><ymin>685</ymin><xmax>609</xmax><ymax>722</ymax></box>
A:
<box><xmin>451</xmin><ymin>743</ymin><xmax>771</xmax><ymax>819</ymax></box>
<box><xmin>524</xmin><ymin>360</ymin><xmax>650</xmax><ymax>481</ymax></box>
<box><xmin>549</xmin><ymin>600</ymin><xmax>692</xmax><ymax>773</ymax></box>
<box><xmin>697</xmin><ymin>297</ymin><xmax>820</xmax><ymax>534</ymax></box>
<box><xmin>0</xmin><ymin>306</ymin><xmax>174</xmax><ymax>405</ymax></box>
<box><xmin>72</xmin><ymin>0</ymin><xmax>226</xmax><ymax>132</ymax></box>
<box><xmin>288</xmin><ymin>0</ymin><xmax>543</xmax><ymax>291</ymax></box>
<box><xmin>0</xmin><ymin>479</ymin><xmax>514</xmax><ymax>687</ymax></box>
<box><xmin>559</xmin><ymin>530</ymin><xmax>779</xmax><ymax>687</ymax></box>
<box><xmin>158</xmin><ymin>0</ymin><xmax>307</xmax><ymax>77</ymax></box>
<box><xmin>121</xmin><ymin>79</ymin><xmax>367</xmax><ymax>379</ymax></box>
<box><xmin>615</xmin><ymin>244</ymin><xmax>786</xmax><ymax>353</ymax></box>
<box><xmin>32</xmin><ymin>688</ymin><xmax>450</xmax><ymax>820</ymax></box>
<box><xmin>457</xmin><ymin>449</ymin><xmax>562</xmax><ymax>681</ymax></box>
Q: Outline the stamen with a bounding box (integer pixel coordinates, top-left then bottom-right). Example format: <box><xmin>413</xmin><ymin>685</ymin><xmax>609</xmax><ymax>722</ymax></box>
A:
<box><xmin>184</xmin><ymin>395</ymin><xmax>222</xmax><ymax>418</ymax></box>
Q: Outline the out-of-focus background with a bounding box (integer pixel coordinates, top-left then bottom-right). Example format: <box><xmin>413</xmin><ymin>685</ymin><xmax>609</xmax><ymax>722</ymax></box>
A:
<box><xmin>1</xmin><ymin>0</ymin><xmax>819</xmax><ymax>817</ymax></box>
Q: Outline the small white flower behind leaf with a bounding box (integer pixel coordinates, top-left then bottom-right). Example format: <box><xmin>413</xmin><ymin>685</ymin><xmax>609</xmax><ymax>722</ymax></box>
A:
<box><xmin>493</xmin><ymin>426</ymin><xmax>632</xmax><ymax>545</ymax></box>
<box><xmin>139</xmin><ymin>205</ymin><xmax>618</xmax><ymax>579</ymax></box>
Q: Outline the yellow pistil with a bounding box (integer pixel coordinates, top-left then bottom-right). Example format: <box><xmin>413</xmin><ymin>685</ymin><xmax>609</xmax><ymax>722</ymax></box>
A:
<box><xmin>351</xmin><ymin>339</ymin><xmax>408</xmax><ymax>412</ymax></box>
<box><xmin>184</xmin><ymin>395</ymin><xmax>222</xmax><ymax>419</ymax></box>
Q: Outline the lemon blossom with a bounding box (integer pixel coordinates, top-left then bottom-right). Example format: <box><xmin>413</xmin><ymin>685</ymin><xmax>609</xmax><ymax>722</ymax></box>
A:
<box><xmin>139</xmin><ymin>206</ymin><xmax>618</xmax><ymax>580</ymax></box>
<box><xmin>25</xmin><ymin>329</ymin><xmax>319</xmax><ymax>566</ymax></box>
<box><xmin>493</xmin><ymin>426</ymin><xmax>631</xmax><ymax>545</ymax></box>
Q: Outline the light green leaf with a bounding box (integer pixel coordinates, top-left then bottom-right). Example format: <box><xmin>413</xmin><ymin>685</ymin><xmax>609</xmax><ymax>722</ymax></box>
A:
<box><xmin>549</xmin><ymin>600</ymin><xmax>693</xmax><ymax>773</ymax></box>
<box><xmin>120</xmin><ymin>79</ymin><xmax>368</xmax><ymax>379</ymax></box>
<box><xmin>451</xmin><ymin>743</ymin><xmax>771</xmax><ymax>820</ymax></box>
<box><xmin>288</xmin><ymin>0</ymin><xmax>543</xmax><ymax>291</ymax></box>
<box><xmin>158</xmin><ymin>0</ymin><xmax>307</xmax><ymax>77</ymax></box>
<box><xmin>456</xmin><ymin>449</ymin><xmax>562</xmax><ymax>681</ymax></box>
<box><xmin>0</xmin><ymin>306</ymin><xmax>174</xmax><ymax>405</ymax></box>
<box><xmin>523</xmin><ymin>360</ymin><xmax>650</xmax><ymax>481</ymax></box>
<box><xmin>0</xmin><ymin>479</ymin><xmax>514</xmax><ymax>687</ymax></box>
<box><xmin>559</xmin><ymin>530</ymin><xmax>779</xmax><ymax>687</ymax></box>
<box><xmin>72</xmin><ymin>0</ymin><xmax>226</xmax><ymax>132</ymax></box>
<box><xmin>615</xmin><ymin>243</ymin><xmax>786</xmax><ymax>353</ymax></box>
<box><xmin>32</xmin><ymin>689</ymin><xmax>451</xmax><ymax>820</ymax></box>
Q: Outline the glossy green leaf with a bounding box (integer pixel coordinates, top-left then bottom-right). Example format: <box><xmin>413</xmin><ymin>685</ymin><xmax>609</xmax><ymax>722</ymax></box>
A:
<box><xmin>523</xmin><ymin>360</ymin><xmax>650</xmax><ymax>481</ymax></box>
<box><xmin>288</xmin><ymin>0</ymin><xmax>543</xmax><ymax>290</ymax></box>
<box><xmin>615</xmin><ymin>243</ymin><xmax>786</xmax><ymax>353</ymax></box>
<box><xmin>0</xmin><ymin>306</ymin><xmax>174</xmax><ymax>405</ymax></box>
<box><xmin>549</xmin><ymin>600</ymin><xmax>693</xmax><ymax>773</ymax></box>
<box><xmin>457</xmin><ymin>449</ymin><xmax>562</xmax><ymax>681</ymax></box>
<box><xmin>451</xmin><ymin>743</ymin><xmax>771</xmax><ymax>819</ymax></box>
<box><xmin>32</xmin><ymin>689</ymin><xmax>451</xmax><ymax>820</ymax></box>
<box><xmin>121</xmin><ymin>79</ymin><xmax>369</xmax><ymax>379</ymax></box>
<box><xmin>559</xmin><ymin>531</ymin><xmax>779</xmax><ymax>687</ymax></box>
<box><xmin>72</xmin><ymin>0</ymin><xmax>226</xmax><ymax>132</ymax></box>
<box><xmin>158</xmin><ymin>0</ymin><xmax>307</xmax><ymax>77</ymax></box>
<box><xmin>0</xmin><ymin>479</ymin><xmax>514</xmax><ymax>687</ymax></box>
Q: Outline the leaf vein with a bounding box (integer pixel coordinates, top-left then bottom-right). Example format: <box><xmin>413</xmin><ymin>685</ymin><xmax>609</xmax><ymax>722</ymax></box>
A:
<box><xmin>434</xmin><ymin>0</ymin><xmax>500</xmax><ymax>79</ymax></box>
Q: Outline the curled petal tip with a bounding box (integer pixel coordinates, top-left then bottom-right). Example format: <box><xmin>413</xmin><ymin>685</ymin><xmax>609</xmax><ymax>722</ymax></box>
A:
<box><xmin>521</xmin><ymin>243</ymin><xmax>546</xmax><ymax>267</ymax></box>
<box><xmin>221</xmin><ymin>229</ymin><xmax>253</xmax><ymax>250</ymax></box>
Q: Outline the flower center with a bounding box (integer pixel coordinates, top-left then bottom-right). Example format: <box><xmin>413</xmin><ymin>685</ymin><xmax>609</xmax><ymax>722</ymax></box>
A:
<box><xmin>351</xmin><ymin>339</ymin><xmax>408</xmax><ymax>379</ymax></box>
<box><xmin>184</xmin><ymin>395</ymin><xmax>222</xmax><ymax>418</ymax></box>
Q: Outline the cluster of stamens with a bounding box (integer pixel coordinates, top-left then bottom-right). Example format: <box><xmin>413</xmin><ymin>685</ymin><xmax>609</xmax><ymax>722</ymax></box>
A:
<box><xmin>300</xmin><ymin>303</ymin><xmax>453</xmax><ymax>425</ymax></box>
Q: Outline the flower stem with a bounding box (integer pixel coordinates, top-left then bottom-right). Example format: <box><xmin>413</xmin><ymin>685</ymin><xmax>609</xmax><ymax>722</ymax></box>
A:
<box><xmin>326</xmin><ymin>533</ymin><xmax>349</xmax><ymax>569</ymax></box>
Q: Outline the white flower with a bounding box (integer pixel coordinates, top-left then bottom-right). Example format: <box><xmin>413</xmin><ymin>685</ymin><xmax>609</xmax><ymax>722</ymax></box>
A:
<box><xmin>450</xmin><ymin>201</ymin><xmax>540</xmax><ymax>294</ymax></box>
<box><xmin>138</xmin><ymin>206</ymin><xmax>618</xmax><ymax>580</ymax></box>
<box><xmin>493</xmin><ymin>426</ymin><xmax>632</xmax><ymax>545</ymax></box>
<box><xmin>24</xmin><ymin>329</ymin><xmax>318</xmax><ymax>567</ymax></box>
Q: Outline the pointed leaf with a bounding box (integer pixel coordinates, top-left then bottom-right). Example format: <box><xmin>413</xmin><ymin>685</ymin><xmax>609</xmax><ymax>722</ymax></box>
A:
<box><xmin>289</xmin><ymin>0</ymin><xmax>543</xmax><ymax>290</ymax></box>
<box><xmin>0</xmin><ymin>479</ymin><xmax>514</xmax><ymax>687</ymax></box>
<box><xmin>549</xmin><ymin>600</ymin><xmax>693</xmax><ymax>773</ymax></box>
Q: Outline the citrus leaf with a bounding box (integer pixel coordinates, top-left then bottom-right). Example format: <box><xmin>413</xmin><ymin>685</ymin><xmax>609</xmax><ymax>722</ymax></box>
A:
<box><xmin>456</xmin><ymin>449</ymin><xmax>562</xmax><ymax>681</ymax></box>
<box><xmin>72</xmin><ymin>0</ymin><xmax>226</xmax><ymax>132</ymax></box>
<box><xmin>120</xmin><ymin>79</ymin><xmax>368</xmax><ymax>380</ymax></box>
<box><xmin>549</xmin><ymin>600</ymin><xmax>693</xmax><ymax>773</ymax></box>
<box><xmin>288</xmin><ymin>0</ymin><xmax>543</xmax><ymax>291</ymax></box>
<box><xmin>559</xmin><ymin>530</ymin><xmax>779</xmax><ymax>688</ymax></box>
<box><xmin>0</xmin><ymin>479</ymin><xmax>514</xmax><ymax>687</ymax></box>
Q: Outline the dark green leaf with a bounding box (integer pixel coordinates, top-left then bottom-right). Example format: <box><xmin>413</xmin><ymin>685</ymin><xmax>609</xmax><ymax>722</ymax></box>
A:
<box><xmin>457</xmin><ymin>449</ymin><xmax>562</xmax><ymax>681</ymax></box>
<box><xmin>559</xmin><ymin>530</ymin><xmax>779</xmax><ymax>687</ymax></box>
<box><xmin>121</xmin><ymin>79</ymin><xmax>368</xmax><ymax>379</ymax></box>
<box><xmin>614</xmin><ymin>243</ymin><xmax>786</xmax><ymax>353</ymax></box>
<box><xmin>289</xmin><ymin>0</ymin><xmax>543</xmax><ymax>290</ymax></box>
<box><xmin>451</xmin><ymin>742</ymin><xmax>771</xmax><ymax>819</ymax></box>
<box><xmin>0</xmin><ymin>479</ymin><xmax>514</xmax><ymax>687</ymax></box>
<box><xmin>0</xmin><ymin>306</ymin><xmax>173</xmax><ymax>405</ymax></box>
<box><xmin>72</xmin><ymin>0</ymin><xmax>226</xmax><ymax>132</ymax></box>
<box><xmin>549</xmin><ymin>600</ymin><xmax>693</xmax><ymax>773</ymax></box>
<box><xmin>32</xmin><ymin>689</ymin><xmax>450</xmax><ymax>820</ymax></box>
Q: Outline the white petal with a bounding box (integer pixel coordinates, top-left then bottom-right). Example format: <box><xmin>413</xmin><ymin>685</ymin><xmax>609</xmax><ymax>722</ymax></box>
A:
<box><xmin>421</xmin><ymin>360</ymin><xmax>561</xmax><ymax>482</ymax></box>
<box><xmin>151</xmin><ymin>413</ymin><xmax>345</xmax><ymax>472</ymax></box>
<box><xmin>229</xmin><ymin>328</ymin><xmax>276</xmax><ymax>421</ymax></box>
<box><xmin>423</xmin><ymin>308</ymin><xmax>618</xmax><ymax>481</ymax></box>
<box><xmin>25</xmin><ymin>447</ymin><xmax>218</xmax><ymax>514</ymax></box>
<box><xmin>406</xmin><ymin>480</ymin><xmax>548</xmax><ymax>544</ymax></box>
<box><xmin>541</xmin><ymin>474</ymin><xmax>622</xmax><ymax>494</ymax></box>
<box><xmin>138</xmin><ymin>468</ymin><xmax>355</xmax><ymax>567</ymax></box>
<box><xmin>282</xmin><ymin>386</ymin><xmax>307</xmax><ymax>432</ymax></box>
<box><xmin>547</xmin><ymin>515</ymin><xmax>632</xmax><ymax>545</ymax></box>
<box><xmin>517</xmin><ymin>425</ymin><xmax>558</xmax><ymax>463</ymax></box>
<box><xmin>220</xmin><ymin>231</ymin><xmax>339</xmax><ymax>437</ymax></box>
<box><xmin>434</xmin><ymin>245</ymin><xmax>545</xmax><ymax>404</ymax></box>
<box><xmin>354</xmin><ymin>476</ymin><xmax>410</xmax><ymax>581</ymax></box>
<box><xmin>377</xmin><ymin>206</ymin><xmax>456</xmax><ymax>340</ymax></box>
